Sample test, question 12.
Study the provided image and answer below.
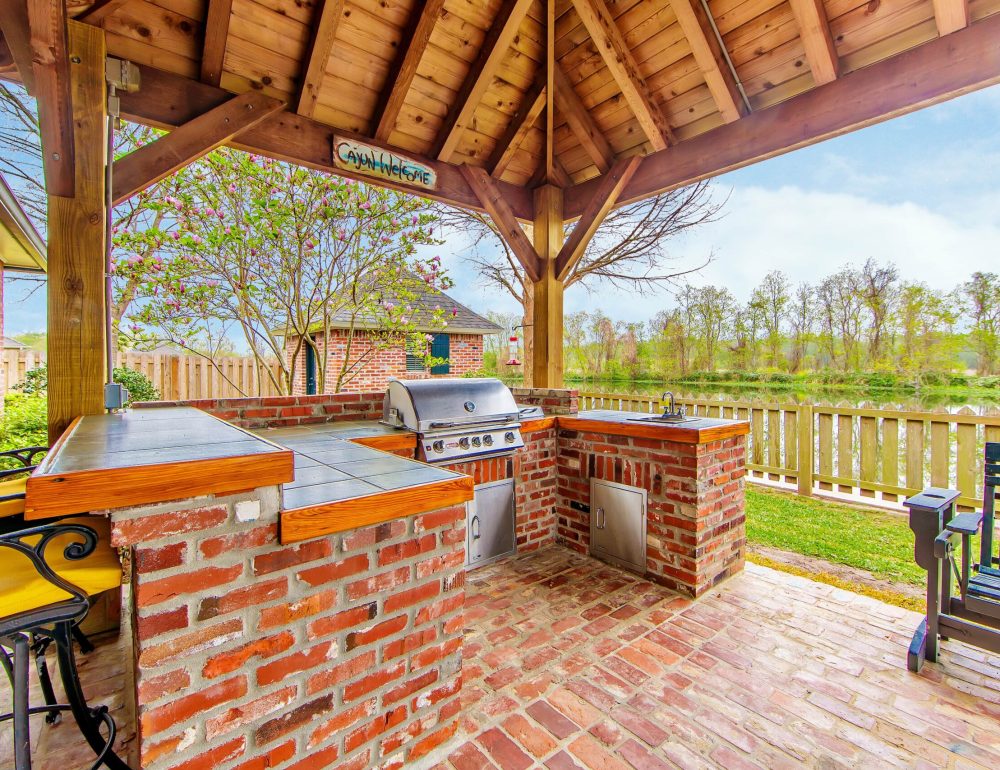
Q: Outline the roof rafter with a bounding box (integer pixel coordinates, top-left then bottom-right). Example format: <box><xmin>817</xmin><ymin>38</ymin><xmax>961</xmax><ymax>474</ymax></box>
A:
<box><xmin>564</xmin><ymin>12</ymin><xmax>1000</xmax><ymax>219</ymax></box>
<box><xmin>27</xmin><ymin>0</ymin><xmax>74</xmax><ymax>198</ymax></box>
<box><xmin>555</xmin><ymin>155</ymin><xmax>639</xmax><ymax>280</ymax></box>
<box><xmin>569</xmin><ymin>0</ymin><xmax>674</xmax><ymax>151</ymax></box>
<box><xmin>74</xmin><ymin>0</ymin><xmax>130</xmax><ymax>25</ymax></box>
<box><xmin>552</xmin><ymin>61</ymin><xmax>613</xmax><ymax>173</ymax></box>
<box><xmin>114</xmin><ymin>63</ymin><xmax>534</xmax><ymax>220</ymax></box>
<box><xmin>669</xmin><ymin>0</ymin><xmax>747</xmax><ymax>122</ymax></box>
<box><xmin>297</xmin><ymin>0</ymin><xmax>345</xmax><ymax>118</ymax></box>
<box><xmin>432</xmin><ymin>0</ymin><xmax>534</xmax><ymax>162</ymax></box>
<box><xmin>372</xmin><ymin>0</ymin><xmax>446</xmax><ymax>142</ymax></box>
<box><xmin>931</xmin><ymin>0</ymin><xmax>968</xmax><ymax>35</ymax></box>
<box><xmin>113</xmin><ymin>91</ymin><xmax>285</xmax><ymax>205</ymax></box>
<box><xmin>461</xmin><ymin>165</ymin><xmax>542</xmax><ymax>282</ymax></box>
<box><xmin>787</xmin><ymin>0</ymin><xmax>839</xmax><ymax>85</ymax></box>
<box><xmin>200</xmin><ymin>0</ymin><xmax>233</xmax><ymax>87</ymax></box>
<box><xmin>487</xmin><ymin>71</ymin><xmax>546</xmax><ymax>177</ymax></box>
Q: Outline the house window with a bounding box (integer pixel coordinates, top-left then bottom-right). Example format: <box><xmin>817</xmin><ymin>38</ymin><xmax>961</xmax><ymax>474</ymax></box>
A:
<box><xmin>405</xmin><ymin>338</ymin><xmax>425</xmax><ymax>371</ymax></box>
<box><xmin>430</xmin><ymin>333</ymin><xmax>450</xmax><ymax>375</ymax></box>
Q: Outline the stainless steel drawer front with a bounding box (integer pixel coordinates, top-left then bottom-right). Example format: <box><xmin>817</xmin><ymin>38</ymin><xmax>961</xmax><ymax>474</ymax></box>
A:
<box><xmin>590</xmin><ymin>478</ymin><xmax>647</xmax><ymax>574</ymax></box>
<box><xmin>467</xmin><ymin>478</ymin><xmax>516</xmax><ymax>569</ymax></box>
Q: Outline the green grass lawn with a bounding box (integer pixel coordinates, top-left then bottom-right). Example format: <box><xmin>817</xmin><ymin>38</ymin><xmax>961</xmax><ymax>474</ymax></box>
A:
<box><xmin>746</xmin><ymin>486</ymin><xmax>927</xmax><ymax>586</ymax></box>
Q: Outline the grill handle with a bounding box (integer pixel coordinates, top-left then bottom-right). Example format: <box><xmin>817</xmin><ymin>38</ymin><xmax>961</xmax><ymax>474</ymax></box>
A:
<box><xmin>428</xmin><ymin>416</ymin><xmax>517</xmax><ymax>429</ymax></box>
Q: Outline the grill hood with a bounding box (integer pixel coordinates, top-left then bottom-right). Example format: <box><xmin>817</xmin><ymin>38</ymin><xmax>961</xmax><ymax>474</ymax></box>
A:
<box><xmin>382</xmin><ymin>377</ymin><xmax>520</xmax><ymax>433</ymax></box>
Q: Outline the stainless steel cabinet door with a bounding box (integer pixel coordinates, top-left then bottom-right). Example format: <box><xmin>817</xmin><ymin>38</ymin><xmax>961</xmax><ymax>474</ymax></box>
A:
<box><xmin>467</xmin><ymin>478</ymin><xmax>516</xmax><ymax>568</ymax></box>
<box><xmin>590</xmin><ymin>479</ymin><xmax>646</xmax><ymax>573</ymax></box>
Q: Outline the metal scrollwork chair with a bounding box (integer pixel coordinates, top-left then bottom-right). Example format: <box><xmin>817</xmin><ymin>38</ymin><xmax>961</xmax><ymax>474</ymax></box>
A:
<box><xmin>0</xmin><ymin>507</ymin><xmax>131</xmax><ymax>768</ymax></box>
<box><xmin>905</xmin><ymin>441</ymin><xmax>1000</xmax><ymax>672</ymax></box>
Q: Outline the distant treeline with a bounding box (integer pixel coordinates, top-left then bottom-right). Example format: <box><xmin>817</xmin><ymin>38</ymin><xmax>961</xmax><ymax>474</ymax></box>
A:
<box><xmin>486</xmin><ymin>262</ymin><xmax>1000</xmax><ymax>383</ymax></box>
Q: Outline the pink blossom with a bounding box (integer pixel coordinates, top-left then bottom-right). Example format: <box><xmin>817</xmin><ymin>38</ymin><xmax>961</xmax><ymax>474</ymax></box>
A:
<box><xmin>228</xmin><ymin>184</ymin><xmax>237</xmax><ymax>193</ymax></box>
<box><xmin>172</xmin><ymin>231</ymin><xmax>182</xmax><ymax>240</ymax></box>
<box><xmin>361</xmin><ymin>201</ymin><xmax>371</xmax><ymax>210</ymax></box>
<box><xmin>451</xmin><ymin>309</ymin><xmax>459</xmax><ymax>317</ymax></box>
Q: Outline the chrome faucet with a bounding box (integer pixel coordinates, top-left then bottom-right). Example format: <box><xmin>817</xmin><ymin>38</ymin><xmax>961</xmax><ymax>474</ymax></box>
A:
<box><xmin>661</xmin><ymin>391</ymin><xmax>678</xmax><ymax>417</ymax></box>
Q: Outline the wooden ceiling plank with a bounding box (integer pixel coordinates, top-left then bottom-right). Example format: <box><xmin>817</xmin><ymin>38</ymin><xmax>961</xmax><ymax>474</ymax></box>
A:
<box><xmin>553</xmin><ymin>61</ymin><xmax>613</xmax><ymax>172</ymax></box>
<box><xmin>555</xmin><ymin>154</ymin><xmax>639</xmax><ymax>279</ymax></box>
<box><xmin>112</xmin><ymin>91</ymin><xmax>285</xmax><ymax>204</ymax></box>
<box><xmin>487</xmin><ymin>72</ymin><xmax>546</xmax><ymax>176</ymax></box>
<box><xmin>669</xmin><ymin>0</ymin><xmax>747</xmax><ymax>121</ymax></box>
<box><xmin>297</xmin><ymin>0</ymin><xmax>345</xmax><ymax>118</ymax></box>
<box><xmin>200</xmin><ymin>0</ymin><xmax>233</xmax><ymax>87</ymax></box>
<box><xmin>569</xmin><ymin>0</ymin><xmax>674</xmax><ymax>151</ymax></box>
<box><xmin>0</xmin><ymin>0</ymin><xmax>36</xmax><ymax>91</ymax></box>
<box><xmin>460</xmin><ymin>164</ymin><xmax>542</xmax><ymax>281</ymax></box>
<box><xmin>75</xmin><ymin>0</ymin><xmax>131</xmax><ymax>26</ymax></box>
<box><xmin>931</xmin><ymin>0</ymin><xmax>968</xmax><ymax>35</ymax></box>
<box><xmin>432</xmin><ymin>0</ymin><xmax>535</xmax><ymax>161</ymax></box>
<box><xmin>372</xmin><ymin>0</ymin><xmax>447</xmax><ymax>142</ymax></box>
<box><xmin>27</xmin><ymin>0</ymin><xmax>74</xmax><ymax>198</ymax></box>
<box><xmin>117</xmin><ymin>63</ymin><xmax>535</xmax><ymax>220</ymax></box>
<box><xmin>787</xmin><ymin>0</ymin><xmax>839</xmax><ymax>85</ymax></box>
<box><xmin>564</xmin><ymin>12</ymin><xmax>1000</xmax><ymax>219</ymax></box>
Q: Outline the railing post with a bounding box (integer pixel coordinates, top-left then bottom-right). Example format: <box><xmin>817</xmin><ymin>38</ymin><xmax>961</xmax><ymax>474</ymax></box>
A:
<box><xmin>797</xmin><ymin>404</ymin><xmax>814</xmax><ymax>497</ymax></box>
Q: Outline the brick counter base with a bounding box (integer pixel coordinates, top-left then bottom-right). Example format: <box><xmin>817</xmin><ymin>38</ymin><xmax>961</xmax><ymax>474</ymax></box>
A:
<box><xmin>556</xmin><ymin>430</ymin><xmax>746</xmax><ymax>597</ymax></box>
<box><xmin>109</xmin><ymin>488</ymin><xmax>465</xmax><ymax>770</ymax></box>
<box><xmin>136</xmin><ymin>393</ymin><xmax>386</xmax><ymax>429</ymax></box>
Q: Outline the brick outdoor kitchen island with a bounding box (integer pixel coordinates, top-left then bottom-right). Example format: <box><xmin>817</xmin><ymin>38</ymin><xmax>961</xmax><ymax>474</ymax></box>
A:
<box><xmin>21</xmin><ymin>391</ymin><xmax>748</xmax><ymax>769</ymax></box>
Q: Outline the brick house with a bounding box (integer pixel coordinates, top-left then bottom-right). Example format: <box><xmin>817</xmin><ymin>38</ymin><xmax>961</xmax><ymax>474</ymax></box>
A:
<box><xmin>286</xmin><ymin>286</ymin><xmax>501</xmax><ymax>394</ymax></box>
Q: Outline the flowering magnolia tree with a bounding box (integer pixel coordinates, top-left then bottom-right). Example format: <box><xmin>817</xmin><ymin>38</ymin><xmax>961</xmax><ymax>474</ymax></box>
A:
<box><xmin>114</xmin><ymin>145</ymin><xmax>453</xmax><ymax>394</ymax></box>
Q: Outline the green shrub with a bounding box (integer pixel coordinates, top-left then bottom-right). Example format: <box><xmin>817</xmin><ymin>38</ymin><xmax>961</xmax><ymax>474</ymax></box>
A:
<box><xmin>113</xmin><ymin>367</ymin><xmax>159</xmax><ymax>404</ymax></box>
<box><xmin>1</xmin><ymin>394</ymin><xmax>48</xmax><ymax>452</ymax></box>
<box><xmin>13</xmin><ymin>366</ymin><xmax>47</xmax><ymax>395</ymax></box>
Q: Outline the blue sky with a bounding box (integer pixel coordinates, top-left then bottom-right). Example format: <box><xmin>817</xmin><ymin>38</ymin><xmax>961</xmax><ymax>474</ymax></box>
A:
<box><xmin>5</xmin><ymin>84</ymin><xmax>1000</xmax><ymax>338</ymax></box>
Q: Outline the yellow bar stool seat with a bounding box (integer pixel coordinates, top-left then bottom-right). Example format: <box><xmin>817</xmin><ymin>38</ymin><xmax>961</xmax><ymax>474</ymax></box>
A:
<box><xmin>0</xmin><ymin>478</ymin><xmax>28</xmax><ymax>518</ymax></box>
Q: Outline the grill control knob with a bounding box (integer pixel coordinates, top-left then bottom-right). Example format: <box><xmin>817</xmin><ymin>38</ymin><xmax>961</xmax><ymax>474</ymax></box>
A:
<box><xmin>483</xmin><ymin>435</ymin><xmax>494</xmax><ymax>446</ymax></box>
<box><xmin>472</xmin><ymin>436</ymin><xmax>482</xmax><ymax>447</ymax></box>
<box><xmin>504</xmin><ymin>431</ymin><xmax>516</xmax><ymax>444</ymax></box>
<box><xmin>459</xmin><ymin>437</ymin><xmax>470</xmax><ymax>449</ymax></box>
<box><xmin>432</xmin><ymin>440</ymin><xmax>444</xmax><ymax>453</ymax></box>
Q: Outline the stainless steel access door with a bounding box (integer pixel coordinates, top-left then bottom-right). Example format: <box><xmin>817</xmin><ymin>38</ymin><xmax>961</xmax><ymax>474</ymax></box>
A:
<box><xmin>466</xmin><ymin>478</ymin><xmax>516</xmax><ymax>569</ymax></box>
<box><xmin>590</xmin><ymin>478</ymin><xmax>647</xmax><ymax>574</ymax></box>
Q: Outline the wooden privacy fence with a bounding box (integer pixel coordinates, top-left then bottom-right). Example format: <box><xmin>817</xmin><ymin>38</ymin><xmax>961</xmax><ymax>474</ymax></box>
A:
<box><xmin>579</xmin><ymin>391</ymin><xmax>1000</xmax><ymax>511</ymax></box>
<box><xmin>2</xmin><ymin>349</ymin><xmax>283</xmax><ymax>400</ymax></box>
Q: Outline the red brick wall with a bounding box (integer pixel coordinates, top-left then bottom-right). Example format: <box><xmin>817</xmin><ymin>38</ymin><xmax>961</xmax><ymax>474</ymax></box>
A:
<box><xmin>110</xmin><ymin>492</ymin><xmax>466</xmax><ymax>770</ymax></box>
<box><xmin>511</xmin><ymin>387</ymin><xmax>578</xmax><ymax>415</ymax></box>
<box><xmin>517</xmin><ymin>425</ymin><xmax>558</xmax><ymax>551</ymax></box>
<box><xmin>136</xmin><ymin>393</ymin><xmax>386</xmax><ymax>429</ymax></box>
<box><xmin>288</xmin><ymin>330</ymin><xmax>485</xmax><ymax>395</ymax></box>
<box><xmin>555</xmin><ymin>429</ymin><xmax>746</xmax><ymax>597</ymax></box>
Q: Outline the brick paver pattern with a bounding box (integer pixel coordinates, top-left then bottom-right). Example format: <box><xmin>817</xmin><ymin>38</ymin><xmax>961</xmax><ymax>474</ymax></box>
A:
<box><xmin>437</xmin><ymin>548</ymin><xmax>1000</xmax><ymax>770</ymax></box>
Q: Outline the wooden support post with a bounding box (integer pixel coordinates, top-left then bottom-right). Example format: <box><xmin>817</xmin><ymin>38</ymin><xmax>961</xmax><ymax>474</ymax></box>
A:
<box><xmin>46</xmin><ymin>20</ymin><xmax>107</xmax><ymax>443</ymax></box>
<box><xmin>531</xmin><ymin>184</ymin><xmax>563</xmax><ymax>388</ymax></box>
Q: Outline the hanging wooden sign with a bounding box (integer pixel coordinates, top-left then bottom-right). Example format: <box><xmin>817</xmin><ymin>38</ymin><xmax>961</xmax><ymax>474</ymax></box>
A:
<box><xmin>332</xmin><ymin>136</ymin><xmax>438</xmax><ymax>191</ymax></box>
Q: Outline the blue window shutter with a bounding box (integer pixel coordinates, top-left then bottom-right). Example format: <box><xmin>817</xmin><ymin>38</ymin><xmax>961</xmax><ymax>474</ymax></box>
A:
<box><xmin>430</xmin><ymin>334</ymin><xmax>450</xmax><ymax>374</ymax></box>
<box><xmin>305</xmin><ymin>342</ymin><xmax>317</xmax><ymax>395</ymax></box>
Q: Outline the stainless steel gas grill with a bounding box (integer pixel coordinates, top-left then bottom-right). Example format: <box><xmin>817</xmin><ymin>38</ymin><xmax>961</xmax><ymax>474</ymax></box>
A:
<box><xmin>381</xmin><ymin>377</ymin><xmax>525</xmax><ymax>464</ymax></box>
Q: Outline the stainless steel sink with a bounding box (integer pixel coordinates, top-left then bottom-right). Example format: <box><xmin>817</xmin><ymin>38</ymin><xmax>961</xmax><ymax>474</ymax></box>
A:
<box><xmin>626</xmin><ymin>414</ymin><xmax>698</xmax><ymax>424</ymax></box>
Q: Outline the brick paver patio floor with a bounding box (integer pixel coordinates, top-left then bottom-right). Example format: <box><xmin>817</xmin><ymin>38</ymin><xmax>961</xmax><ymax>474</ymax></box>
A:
<box><xmin>441</xmin><ymin>547</ymin><xmax>1000</xmax><ymax>770</ymax></box>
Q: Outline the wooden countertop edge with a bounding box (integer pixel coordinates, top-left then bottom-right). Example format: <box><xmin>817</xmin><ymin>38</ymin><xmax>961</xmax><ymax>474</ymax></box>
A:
<box><xmin>25</xmin><ymin>450</ymin><xmax>295</xmax><ymax>520</ymax></box>
<box><xmin>556</xmin><ymin>416</ymin><xmax>750</xmax><ymax>443</ymax></box>
<box><xmin>350</xmin><ymin>433</ymin><xmax>418</xmax><ymax>451</ymax></box>
<box><xmin>521</xmin><ymin>417</ymin><xmax>557</xmax><ymax>433</ymax></box>
<box><xmin>279</xmin><ymin>474</ymin><xmax>474</xmax><ymax>544</ymax></box>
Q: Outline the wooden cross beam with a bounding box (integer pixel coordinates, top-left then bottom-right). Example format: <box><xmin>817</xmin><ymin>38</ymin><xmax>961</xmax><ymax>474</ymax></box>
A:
<box><xmin>200</xmin><ymin>0</ymin><xmax>233</xmax><ymax>87</ymax></box>
<box><xmin>787</xmin><ymin>0</ymin><xmax>839</xmax><ymax>85</ymax></box>
<box><xmin>552</xmin><ymin>62</ymin><xmax>614</xmax><ymax>174</ymax></box>
<box><xmin>569</xmin><ymin>0</ymin><xmax>674</xmax><ymax>151</ymax></box>
<box><xmin>27</xmin><ymin>0</ymin><xmax>74</xmax><ymax>198</ymax></box>
<box><xmin>432</xmin><ymin>0</ymin><xmax>534</xmax><ymax>162</ymax></box>
<box><xmin>487</xmin><ymin>72</ymin><xmax>545</xmax><ymax>177</ymax></box>
<box><xmin>297</xmin><ymin>0</ymin><xmax>344</xmax><ymax>118</ymax></box>
<box><xmin>460</xmin><ymin>165</ymin><xmax>542</xmax><ymax>282</ymax></box>
<box><xmin>372</xmin><ymin>0</ymin><xmax>446</xmax><ymax>142</ymax></box>
<box><xmin>112</xmin><ymin>91</ymin><xmax>285</xmax><ymax>205</ymax></box>
<box><xmin>554</xmin><ymin>155</ymin><xmax>639</xmax><ymax>281</ymax></box>
<box><xmin>669</xmin><ymin>0</ymin><xmax>747</xmax><ymax>122</ymax></box>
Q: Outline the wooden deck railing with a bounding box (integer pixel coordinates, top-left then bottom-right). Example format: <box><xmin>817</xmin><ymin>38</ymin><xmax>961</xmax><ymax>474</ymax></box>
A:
<box><xmin>578</xmin><ymin>391</ymin><xmax>1000</xmax><ymax>511</ymax></box>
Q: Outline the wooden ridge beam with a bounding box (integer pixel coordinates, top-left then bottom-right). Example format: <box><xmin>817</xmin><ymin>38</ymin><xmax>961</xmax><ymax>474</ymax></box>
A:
<box><xmin>552</xmin><ymin>61</ymin><xmax>613</xmax><ymax>173</ymax></box>
<box><xmin>27</xmin><ymin>0</ymin><xmax>74</xmax><ymax>198</ymax></box>
<box><xmin>75</xmin><ymin>0</ymin><xmax>130</xmax><ymax>25</ymax></box>
<box><xmin>0</xmin><ymin>0</ymin><xmax>35</xmax><ymax>91</ymax></box>
<box><xmin>117</xmin><ymin>63</ymin><xmax>534</xmax><ymax>220</ymax></box>
<box><xmin>563</xmin><ymin>13</ymin><xmax>1000</xmax><ymax>220</ymax></box>
<box><xmin>569</xmin><ymin>0</ymin><xmax>674</xmax><ymax>151</ymax></box>
<box><xmin>372</xmin><ymin>0</ymin><xmax>446</xmax><ymax>142</ymax></box>
<box><xmin>113</xmin><ymin>91</ymin><xmax>284</xmax><ymax>205</ymax></box>
<box><xmin>200</xmin><ymin>0</ymin><xmax>233</xmax><ymax>87</ymax></box>
<box><xmin>487</xmin><ymin>71</ymin><xmax>545</xmax><ymax>177</ymax></box>
<box><xmin>931</xmin><ymin>0</ymin><xmax>968</xmax><ymax>35</ymax></box>
<box><xmin>297</xmin><ymin>0</ymin><xmax>345</xmax><ymax>118</ymax></box>
<box><xmin>555</xmin><ymin>155</ymin><xmax>639</xmax><ymax>280</ymax></box>
<box><xmin>432</xmin><ymin>0</ymin><xmax>534</xmax><ymax>162</ymax></box>
<box><xmin>460</xmin><ymin>165</ymin><xmax>542</xmax><ymax>282</ymax></box>
<box><xmin>787</xmin><ymin>0</ymin><xmax>839</xmax><ymax>85</ymax></box>
<box><xmin>669</xmin><ymin>0</ymin><xmax>747</xmax><ymax>122</ymax></box>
